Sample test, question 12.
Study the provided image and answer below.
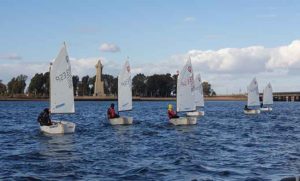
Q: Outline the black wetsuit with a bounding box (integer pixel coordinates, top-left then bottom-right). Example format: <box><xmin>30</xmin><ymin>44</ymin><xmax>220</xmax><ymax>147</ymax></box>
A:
<box><xmin>37</xmin><ymin>111</ymin><xmax>52</xmax><ymax>126</ymax></box>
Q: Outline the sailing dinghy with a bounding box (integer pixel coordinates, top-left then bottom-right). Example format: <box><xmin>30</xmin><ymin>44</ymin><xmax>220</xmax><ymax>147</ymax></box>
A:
<box><xmin>169</xmin><ymin>58</ymin><xmax>197</xmax><ymax>125</ymax></box>
<box><xmin>109</xmin><ymin>60</ymin><xmax>133</xmax><ymax>125</ymax></box>
<box><xmin>186</xmin><ymin>73</ymin><xmax>205</xmax><ymax>117</ymax></box>
<box><xmin>40</xmin><ymin>43</ymin><xmax>76</xmax><ymax>134</ymax></box>
<box><xmin>260</xmin><ymin>83</ymin><xmax>273</xmax><ymax>112</ymax></box>
<box><xmin>244</xmin><ymin>77</ymin><xmax>261</xmax><ymax>115</ymax></box>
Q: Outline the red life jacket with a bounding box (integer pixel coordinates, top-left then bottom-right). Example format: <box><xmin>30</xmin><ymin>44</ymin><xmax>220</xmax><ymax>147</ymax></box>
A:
<box><xmin>108</xmin><ymin>107</ymin><xmax>116</xmax><ymax>118</ymax></box>
<box><xmin>168</xmin><ymin>110</ymin><xmax>176</xmax><ymax>119</ymax></box>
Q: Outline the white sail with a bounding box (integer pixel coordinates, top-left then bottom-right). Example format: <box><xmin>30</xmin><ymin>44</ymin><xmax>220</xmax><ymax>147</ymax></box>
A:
<box><xmin>50</xmin><ymin>43</ymin><xmax>75</xmax><ymax>113</ymax></box>
<box><xmin>118</xmin><ymin>60</ymin><xmax>132</xmax><ymax>112</ymax></box>
<box><xmin>177</xmin><ymin>58</ymin><xmax>196</xmax><ymax>112</ymax></box>
<box><xmin>193</xmin><ymin>73</ymin><xmax>204</xmax><ymax>107</ymax></box>
<box><xmin>247</xmin><ymin>77</ymin><xmax>260</xmax><ymax>107</ymax></box>
<box><xmin>263</xmin><ymin>83</ymin><xmax>273</xmax><ymax>105</ymax></box>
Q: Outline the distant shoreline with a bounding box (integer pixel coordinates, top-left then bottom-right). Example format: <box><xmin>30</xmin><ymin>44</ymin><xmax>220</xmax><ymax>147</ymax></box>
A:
<box><xmin>0</xmin><ymin>95</ymin><xmax>247</xmax><ymax>101</ymax></box>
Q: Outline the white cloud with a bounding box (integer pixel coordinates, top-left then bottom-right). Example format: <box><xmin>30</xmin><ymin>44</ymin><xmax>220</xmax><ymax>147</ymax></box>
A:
<box><xmin>184</xmin><ymin>16</ymin><xmax>196</xmax><ymax>22</ymax></box>
<box><xmin>1</xmin><ymin>40</ymin><xmax>300</xmax><ymax>94</ymax></box>
<box><xmin>0</xmin><ymin>62</ymin><xmax>48</xmax><ymax>83</ymax></box>
<box><xmin>0</xmin><ymin>57</ymin><xmax>122</xmax><ymax>83</ymax></box>
<box><xmin>128</xmin><ymin>40</ymin><xmax>300</xmax><ymax>93</ymax></box>
<box><xmin>0</xmin><ymin>53</ymin><xmax>22</xmax><ymax>60</ymax></box>
<box><xmin>267</xmin><ymin>40</ymin><xmax>300</xmax><ymax>69</ymax></box>
<box><xmin>188</xmin><ymin>46</ymin><xmax>271</xmax><ymax>74</ymax></box>
<box><xmin>99</xmin><ymin>43</ymin><xmax>120</xmax><ymax>52</ymax></box>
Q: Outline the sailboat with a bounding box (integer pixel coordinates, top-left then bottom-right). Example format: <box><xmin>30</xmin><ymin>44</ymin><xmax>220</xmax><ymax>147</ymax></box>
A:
<box><xmin>109</xmin><ymin>60</ymin><xmax>133</xmax><ymax>125</ymax></box>
<box><xmin>40</xmin><ymin>43</ymin><xmax>76</xmax><ymax>134</ymax></box>
<box><xmin>244</xmin><ymin>77</ymin><xmax>261</xmax><ymax>115</ymax></box>
<box><xmin>186</xmin><ymin>73</ymin><xmax>205</xmax><ymax>117</ymax></box>
<box><xmin>260</xmin><ymin>83</ymin><xmax>273</xmax><ymax>112</ymax></box>
<box><xmin>169</xmin><ymin>58</ymin><xmax>197</xmax><ymax>125</ymax></box>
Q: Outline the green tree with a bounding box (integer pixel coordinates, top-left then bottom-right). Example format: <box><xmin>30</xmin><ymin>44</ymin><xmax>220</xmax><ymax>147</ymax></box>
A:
<box><xmin>103</xmin><ymin>74</ymin><xmax>115</xmax><ymax>95</ymax></box>
<box><xmin>132</xmin><ymin>73</ymin><xmax>147</xmax><ymax>96</ymax></box>
<box><xmin>44</xmin><ymin>72</ymin><xmax>50</xmax><ymax>96</ymax></box>
<box><xmin>81</xmin><ymin>75</ymin><xmax>90</xmax><ymax>96</ymax></box>
<box><xmin>171</xmin><ymin>74</ymin><xmax>178</xmax><ymax>95</ymax></box>
<box><xmin>146</xmin><ymin>74</ymin><xmax>174</xmax><ymax>97</ymax></box>
<box><xmin>111</xmin><ymin>77</ymin><xmax>118</xmax><ymax>95</ymax></box>
<box><xmin>28</xmin><ymin>73</ymin><xmax>44</xmax><ymax>96</ymax></box>
<box><xmin>0</xmin><ymin>80</ymin><xmax>7</xmax><ymax>95</ymax></box>
<box><xmin>88</xmin><ymin>76</ymin><xmax>96</xmax><ymax>95</ymax></box>
<box><xmin>202</xmin><ymin>81</ymin><xmax>216</xmax><ymax>96</ymax></box>
<box><xmin>72</xmin><ymin>75</ymin><xmax>79</xmax><ymax>96</ymax></box>
<box><xmin>7</xmin><ymin>74</ymin><xmax>28</xmax><ymax>95</ymax></box>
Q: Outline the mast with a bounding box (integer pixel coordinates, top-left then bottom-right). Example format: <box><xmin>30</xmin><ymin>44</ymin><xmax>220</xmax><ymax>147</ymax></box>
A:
<box><xmin>49</xmin><ymin>63</ymin><xmax>52</xmax><ymax>113</ymax></box>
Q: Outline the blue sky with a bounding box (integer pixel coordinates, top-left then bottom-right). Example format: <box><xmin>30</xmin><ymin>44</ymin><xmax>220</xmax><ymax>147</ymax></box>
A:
<box><xmin>1</xmin><ymin>0</ymin><xmax>300</xmax><ymax>94</ymax></box>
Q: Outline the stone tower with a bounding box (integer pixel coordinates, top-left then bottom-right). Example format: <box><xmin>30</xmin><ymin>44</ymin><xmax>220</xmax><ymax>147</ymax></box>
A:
<box><xmin>93</xmin><ymin>60</ymin><xmax>105</xmax><ymax>97</ymax></box>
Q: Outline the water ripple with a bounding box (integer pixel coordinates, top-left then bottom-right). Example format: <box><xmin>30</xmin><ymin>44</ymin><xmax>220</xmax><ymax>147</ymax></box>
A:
<box><xmin>0</xmin><ymin>101</ymin><xmax>299</xmax><ymax>180</ymax></box>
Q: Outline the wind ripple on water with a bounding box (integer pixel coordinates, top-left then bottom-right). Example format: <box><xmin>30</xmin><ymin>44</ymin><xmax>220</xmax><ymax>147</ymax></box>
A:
<box><xmin>0</xmin><ymin>101</ymin><xmax>299</xmax><ymax>180</ymax></box>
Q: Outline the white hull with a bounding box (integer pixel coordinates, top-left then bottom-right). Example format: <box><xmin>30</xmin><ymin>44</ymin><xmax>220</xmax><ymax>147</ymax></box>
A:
<box><xmin>244</xmin><ymin>109</ymin><xmax>261</xmax><ymax>115</ymax></box>
<box><xmin>169</xmin><ymin>117</ymin><xmax>197</xmax><ymax>125</ymax></box>
<box><xmin>109</xmin><ymin>117</ymin><xmax>133</xmax><ymax>125</ymax></box>
<box><xmin>186</xmin><ymin>111</ymin><xmax>204</xmax><ymax>117</ymax></box>
<box><xmin>260</xmin><ymin>107</ymin><xmax>272</xmax><ymax>112</ymax></box>
<box><xmin>40</xmin><ymin>121</ymin><xmax>76</xmax><ymax>134</ymax></box>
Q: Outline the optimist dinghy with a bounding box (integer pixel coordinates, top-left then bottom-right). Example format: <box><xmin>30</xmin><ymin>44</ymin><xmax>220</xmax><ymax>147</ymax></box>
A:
<box><xmin>260</xmin><ymin>83</ymin><xmax>273</xmax><ymax>112</ymax></box>
<box><xmin>40</xmin><ymin>43</ymin><xmax>76</xmax><ymax>134</ymax></box>
<box><xmin>244</xmin><ymin>78</ymin><xmax>261</xmax><ymax>115</ymax></box>
<box><xmin>109</xmin><ymin>60</ymin><xmax>133</xmax><ymax>125</ymax></box>
<box><xmin>186</xmin><ymin>73</ymin><xmax>205</xmax><ymax>117</ymax></box>
<box><xmin>170</xmin><ymin>57</ymin><xmax>197</xmax><ymax>125</ymax></box>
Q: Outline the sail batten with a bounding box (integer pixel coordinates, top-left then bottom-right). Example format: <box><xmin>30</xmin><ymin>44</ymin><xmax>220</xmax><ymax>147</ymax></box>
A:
<box><xmin>263</xmin><ymin>83</ymin><xmax>273</xmax><ymax>105</ymax></box>
<box><xmin>177</xmin><ymin>58</ymin><xmax>196</xmax><ymax>112</ymax></box>
<box><xmin>50</xmin><ymin>44</ymin><xmax>75</xmax><ymax>113</ymax></box>
<box><xmin>118</xmin><ymin>60</ymin><xmax>132</xmax><ymax>112</ymax></box>
<box><xmin>247</xmin><ymin>78</ymin><xmax>260</xmax><ymax>107</ymax></box>
<box><xmin>193</xmin><ymin>73</ymin><xmax>204</xmax><ymax>107</ymax></box>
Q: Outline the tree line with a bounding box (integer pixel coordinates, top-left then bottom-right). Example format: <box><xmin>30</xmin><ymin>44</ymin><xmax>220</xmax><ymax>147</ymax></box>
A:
<box><xmin>0</xmin><ymin>73</ymin><xmax>216</xmax><ymax>97</ymax></box>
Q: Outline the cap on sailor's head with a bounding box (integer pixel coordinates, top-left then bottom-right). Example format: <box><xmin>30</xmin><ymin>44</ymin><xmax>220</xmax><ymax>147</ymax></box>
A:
<box><xmin>44</xmin><ymin>108</ymin><xmax>49</xmax><ymax>113</ymax></box>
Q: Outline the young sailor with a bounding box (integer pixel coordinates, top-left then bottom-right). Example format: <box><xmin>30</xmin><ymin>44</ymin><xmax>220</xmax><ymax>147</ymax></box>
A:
<box><xmin>167</xmin><ymin>104</ymin><xmax>179</xmax><ymax>119</ymax></box>
<box><xmin>244</xmin><ymin>105</ymin><xmax>250</xmax><ymax>111</ymax></box>
<box><xmin>107</xmin><ymin>103</ymin><xmax>120</xmax><ymax>119</ymax></box>
<box><xmin>37</xmin><ymin>108</ymin><xmax>52</xmax><ymax>126</ymax></box>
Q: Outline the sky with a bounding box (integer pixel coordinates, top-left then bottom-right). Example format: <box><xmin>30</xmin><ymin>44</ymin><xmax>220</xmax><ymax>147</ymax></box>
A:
<box><xmin>1</xmin><ymin>0</ymin><xmax>300</xmax><ymax>94</ymax></box>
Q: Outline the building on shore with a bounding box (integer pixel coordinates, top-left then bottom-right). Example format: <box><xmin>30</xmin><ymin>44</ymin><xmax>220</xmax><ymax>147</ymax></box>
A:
<box><xmin>93</xmin><ymin>60</ymin><xmax>105</xmax><ymax>97</ymax></box>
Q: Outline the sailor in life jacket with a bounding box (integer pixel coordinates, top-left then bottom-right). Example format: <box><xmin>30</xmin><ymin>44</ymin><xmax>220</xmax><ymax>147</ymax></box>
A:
<box><xmin>167</xmin><ymin>104</ymin><xmax>179</xmax><ymax>119</ymax></box>
<box><xmin>37</xmin><ymin>108</ymin><xmax>53</xmax><ymax>126</ymax></box>
<box><xmin>107</xmin><ymin>103</ymin><xmax>120</xmax><ymax>119</ymax></box>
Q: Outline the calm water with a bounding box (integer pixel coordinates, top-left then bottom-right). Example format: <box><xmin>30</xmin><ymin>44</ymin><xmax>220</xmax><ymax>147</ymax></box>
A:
<box><xmin>0</xmin><ymin>101</ymin><xmax>299</xmax><ymax>180</ymax></box>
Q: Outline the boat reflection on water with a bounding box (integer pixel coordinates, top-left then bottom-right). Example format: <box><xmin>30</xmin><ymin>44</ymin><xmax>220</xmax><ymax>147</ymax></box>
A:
<box><xmin>37</xmin><ymin>133</ymin><xmax>76</xmax><ymax>160</ymax></box>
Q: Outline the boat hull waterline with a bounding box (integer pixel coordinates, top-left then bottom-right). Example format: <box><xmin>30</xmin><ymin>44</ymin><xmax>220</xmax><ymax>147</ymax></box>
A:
<box><xmin>244</xmin><ymin>109</ymin><xmax>261</xmax><ymax>115</ymax></box>
<box><xmin>169</xmin><ymin>117</ymin><xmax>197</xmax><ymax>125</ymax></box>
<box><xmin>40</xmin><ymin>121</ymin><xmax>76</xmax><ymax>134</ymax></box>
<box><xmin>260</xmin><ymin>107</ymin><xmax>273</xmax><ymax>112</ymax></box>
<box><xmin>109</xmin><ymin>117</ymin><xmax>133</xmax><ymax>125</ymax></box>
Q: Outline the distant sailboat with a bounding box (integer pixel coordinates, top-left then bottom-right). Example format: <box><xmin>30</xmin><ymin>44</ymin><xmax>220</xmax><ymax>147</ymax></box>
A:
<box><xmin>186</xmin><ymin>73</ymin><xmax>205</xmax><ymax>117</ymax></box>
<box><xmin>260</xmin><ymin>83</ymin><xmax>273</xmax><ymax>112</ymax></box>
<box><xmin>40</xmin><ymin>43</ymin><xmax>76</xmax><ymax>134</ymax></box>
<box><xmin>109</xmin><ymin>60</ymin><xmax>133</xmax><ymax>125</ymax></box>
<box><xmin>169</xmin><ymin>58</ymin><xmax>197</xmax><ymax>125</ymax></box>
<box><xmin>244</xmin><ymin>77</ymin><xmax>261</xmax><ymax>115</ymax></box>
